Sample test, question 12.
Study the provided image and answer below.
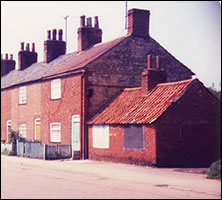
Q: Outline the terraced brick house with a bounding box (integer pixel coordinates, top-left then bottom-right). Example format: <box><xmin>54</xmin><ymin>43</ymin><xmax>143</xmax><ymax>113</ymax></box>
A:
<box><xmin>2</xmin><ymin>8</ymin><xmax>219</xmax><ymax>166</ymax></box>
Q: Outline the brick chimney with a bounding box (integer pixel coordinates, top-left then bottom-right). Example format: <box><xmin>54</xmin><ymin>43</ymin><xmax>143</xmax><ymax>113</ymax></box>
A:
<box><xmin>141</xmin><ymin>55</ymin><xmax>167</xmax><ymax>94</ymax></box>
<box><xmin>1</xmin><ymin>53</ymin><xmax>16</xmax><ymax>76</ymax></box>
<box><xmin>44</xmin><ymin>29</ymin><xmax>66</xmax><ymax>63</ymax></box>
<box><xmin>128</xmin><ymin>8</ymin><xmax>150</xmax><ymax>38</ymax></box>
<box><xmin>18</xmin><ymin>42</ymin><xmax>38</xmax><ymax>70</ymax></box>
<box><xmin>77</xmin><ymin>15</ymin><xmax>102</xmax><ymax>52</ymax></box>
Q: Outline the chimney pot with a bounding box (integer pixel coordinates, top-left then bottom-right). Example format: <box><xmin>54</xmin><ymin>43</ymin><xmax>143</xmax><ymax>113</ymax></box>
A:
<box><xmin>58</xmin><ymin>29</ymin><xmax>63</xmax><ymax>41</ymax></box>
<box><xmin>94</xmin><ymin>16</ymin><xmax>99</xmax><ymax>28</ymax></box>
<box><xmin>21</xmin><ymin>42</ymin><xmax>25</xmax><ymax>51</ymax></box>
<box><xmin>156</xmin><ymin>56</ymin><xmax>160</xmax><ymax>69</ymax></box>
<box><xmin>86</xmin><ymin>17</ymin><xmax>92</xmax><ymax>27</ymax></box>
<box><xmin>147</xmin><ymin>55</ymin><xmax>151</xmax><ymax>69</ymax></box>
<box><xmin>26</xmin><ymin>43</ymin><xmax>30</xmax><ymax>51</ymax></box>
<box><xmin>32</xmin><ymin>43</ymin><xmax>35</xmax><ymax>52</ymax></box>
<box><xmin>47</xmin><ymin>30</ymin><xmax>51</xmax><ymax>40</ymax></box>
<box><xmin>10</xmin><ymin>54</ymin><xmax>13</xmax><ymax>60</ymax></box>
<box><xmin>5</xmin><ymin>53</ymin><xmax>8</xmax><ymax>60</ymax></box>
<box><xmin>52</xmin><ymin>29</ymin><xmax>57</xmax><ymax>40</ymax></box>
<box><xmin>80</xmin><ymin>15</ymin><xmax>85</xmax><ymax>27</ymax></box>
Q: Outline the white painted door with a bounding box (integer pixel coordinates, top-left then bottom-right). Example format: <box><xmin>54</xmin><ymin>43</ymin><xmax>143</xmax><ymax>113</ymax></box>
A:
<box><xmin>6</xmin><ymin>120</ymin><xmax>12</xmax><ymax>143</ymax></box>
<box><xmin>72</xmin><ymin>115</ymin><xmax>80</xmax><ymax>151</ymax></box>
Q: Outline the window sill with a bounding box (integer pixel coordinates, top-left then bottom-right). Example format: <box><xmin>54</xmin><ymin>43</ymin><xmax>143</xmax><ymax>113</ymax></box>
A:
<box><xmin>18</xmin><ymin>103</ymin><xmax>27</xmax><ymax>105</ymax></box>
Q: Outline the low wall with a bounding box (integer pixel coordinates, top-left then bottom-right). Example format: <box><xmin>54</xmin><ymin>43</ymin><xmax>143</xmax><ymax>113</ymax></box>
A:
<box><xmin>16</xmin><ymin>140</ymin><xmax>72</xmax><ymax>160</ymax></box>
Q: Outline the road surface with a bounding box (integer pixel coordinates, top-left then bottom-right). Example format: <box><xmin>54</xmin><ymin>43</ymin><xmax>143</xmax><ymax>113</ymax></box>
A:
<box><xmin>1</xmin><ymin>155</ymin><xmax>221</xmax><ymax>199</ymax></box>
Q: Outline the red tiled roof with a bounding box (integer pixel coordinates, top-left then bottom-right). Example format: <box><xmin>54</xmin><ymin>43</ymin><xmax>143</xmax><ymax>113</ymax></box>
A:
<box><xmin>88</xmin><ymin>78</ymin><xmax>197</xmax><ymax>125</ymax></box>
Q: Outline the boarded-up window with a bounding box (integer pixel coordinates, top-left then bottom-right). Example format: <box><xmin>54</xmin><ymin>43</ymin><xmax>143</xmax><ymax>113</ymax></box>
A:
<box><xmin>124</xmin><ymin>125</ymin><xmax>144</xmax><ymax>150</ymax></box>
<box><xmin>51</xmin><ymin>79</ymin><xmax>61</xmax><ymax>100</ymax></box>
<box><xmin>92</xmin><ymin>125</ymin><xmax>109</xmax><ymax>149</ymax></box>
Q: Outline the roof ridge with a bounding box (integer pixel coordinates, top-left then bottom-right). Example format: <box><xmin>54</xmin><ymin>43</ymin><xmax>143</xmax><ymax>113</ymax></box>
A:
<box><xmin>124</xmin><ymin>87</ymin><xmax>141</xmax><ymax>91</ymax></box>
<box><xmin>157</xmin><ymin>78</ymin><xmax>196</xmax><ymax>87</ymax></box>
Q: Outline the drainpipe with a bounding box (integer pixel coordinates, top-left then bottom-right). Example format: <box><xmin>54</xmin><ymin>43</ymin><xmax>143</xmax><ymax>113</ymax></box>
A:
<box><xmin>80</xmin><ymin>70</ymin><xmax>86</xmax><ymax>159</ymax></box>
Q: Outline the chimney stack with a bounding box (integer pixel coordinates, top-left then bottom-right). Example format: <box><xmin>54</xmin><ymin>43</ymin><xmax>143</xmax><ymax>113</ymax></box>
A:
<box><xmin>18</xmin><ymin>42</ymin><xmax>38</xmax><ymax>71</ymax></box>
<box><xmin>1</xmin><ymin>53</ymin><xmax>16</xmax><ymax>76</ymax></box>
<box><xmin>128</xmin><ymin>8</ymin><xmax>150</xmax><ymax>38</ymax></box>
<box><xmin>141</xmin><ymin>55</ymin><xmax>167</xmax><ymax>94</ymax></box>
<box><xmin>44</xmin><ymin>29</ymin><xmax>66</xmax><ymax>63</ymax></box>
<box><xmin>77</xmin><ymin>15</ymin><xmax>102</xmax><ymax>52</ymax></box>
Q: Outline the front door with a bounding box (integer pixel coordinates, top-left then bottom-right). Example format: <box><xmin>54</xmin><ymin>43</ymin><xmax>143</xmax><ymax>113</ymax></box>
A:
<box><xmin>72</xmin><ymin>115</ymin><xmax>80</xmax><ymax>159</ymax></box>
<box><xmin>35</xmin><ymin>118</ymin><xmax>41</xmax><ymax>141</ymax></box>
<box><xmin>6</xmin><ymin>120</ymin><xmax>12</xmax><ymax>143</ymax></box>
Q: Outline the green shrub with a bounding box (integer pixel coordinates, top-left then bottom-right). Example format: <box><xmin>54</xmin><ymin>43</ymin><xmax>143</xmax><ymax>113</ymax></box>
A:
<box><xmin>8</xmin><ymin>129</ymin><xmax>24</xmax><ymax>143</ymax></box>
<box><xmin>207</xmin><ymin>160</ymin><xmax>221</xmax><ymax>179</ymax></box>
<box><xmin>1</xmin><ymin>148</ymin><xmax>15</xmax><ymax>156</ymax></box>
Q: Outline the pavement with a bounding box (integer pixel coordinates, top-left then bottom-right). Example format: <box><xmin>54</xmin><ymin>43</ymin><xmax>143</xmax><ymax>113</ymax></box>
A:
<box><xmin>1</xmin><ymin>155</ymin><xmax>221</xmax><ymax>199</ymax></box>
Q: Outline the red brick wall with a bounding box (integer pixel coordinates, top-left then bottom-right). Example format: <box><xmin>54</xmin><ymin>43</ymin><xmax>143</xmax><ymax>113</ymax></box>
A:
<box><xmin>1</xmin><ymin>89</ymin><xmax>11</xmax><ymax>141</ymax></box>
<box><xmin>88</xmin><ymin>125</ymin><xmax>157</xmax><ymax>165</ymax></box>
<box><xmin>155</xmin><ymin>123</ymin><xmax>220</xmax><ymax>167</ymax></box>
<box><xmin>1</xmin><ymin>83</ymin><xmax>41</xmax><ymax>141</ymax></box>
<box><xmin>40</xmin><ymin>74</ymin><xmax>82</xmax><ymax>145</ymax></box>
<box><xmin>9</xmin><ymin>83</ymin><xmax>41</xmax><ymax>141</ymax></box>
<box><xmin>1</xmin><ymin>74</ymin><xmax>82</xmax><ymax>146</ymax></box>
<box><xmin>155</xmin><ymin>81</ymin><xmax>221</xmax><ymax>167</ymax></box>
<box><xmin>86</xmin><ymin>36</ymin><xmax>193</xmax><ymax>119</ymax></box>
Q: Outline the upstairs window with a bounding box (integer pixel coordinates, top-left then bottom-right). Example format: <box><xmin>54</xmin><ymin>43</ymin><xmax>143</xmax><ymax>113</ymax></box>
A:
<box><xmin>19</xmin><ymin>124</ymin><xmax>27</xmax><ymax>139</ymax></box>
<box><xmin>123</xmin><ymin>125</ymin><xmax>145</xmax><ymax>150</ymax></box>
<box><xmin>19</xmin><ymin>86</ymin><xmax>27</xmax><ymax>104</ymax></box>
<box><xmin>51</xmin><ymin>79</ymin><xmax>61</xmax><ymax>100</ymax></box>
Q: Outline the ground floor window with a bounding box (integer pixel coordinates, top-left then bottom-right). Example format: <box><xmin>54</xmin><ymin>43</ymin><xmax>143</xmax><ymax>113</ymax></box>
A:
<box><xmin>50</xmin><ymin>123</ymin><xmax>61</xmax><ymax>142</ymax></box>
<box><xmin>123</xmin><ymin>125</ymin><xmax>145</xmax><ymax>150</ymax></box>
<box><xmin>92</xmin><ymin>125</ymin><xmax>109</xmax><ymax>149</ymax></box>
<box><xmin>6</xmin><ymin>120</ymin><xmax>12</xmax><ymax>142</ymax></box>
<box><xmin>19</xmin><ymin>124</ymin><xmax>27</xmax><ymax>139</ymax></box>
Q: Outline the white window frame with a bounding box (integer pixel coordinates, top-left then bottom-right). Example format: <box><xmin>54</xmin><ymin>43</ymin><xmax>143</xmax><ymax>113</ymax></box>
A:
<box><xmin>6</xmin><ymin>120</ymin><xmax>12</xmax><ymax>143</ymax></box>
<box><xmin>50</xmin><ymin>123</ymin><xmax>61</xmax><ymax>143</ymax></box>
<box><xmin>51</xmin><ymin>79</ymin><xmax>61</xmax><ymax>100</ymax></box>
<box><xmin>19</xmin><ymin>124</ymin><xmax>27</xmax><ymax>139</ymax></box>
<box><xmin>92</xmin><ymin>125</ymin><xmax>109</xmax><ymax>149</ymax></box>
<box><xmin>19</xmin><ymin>86</ymin><xmax>27</xmax><ymax>104</ymax></box>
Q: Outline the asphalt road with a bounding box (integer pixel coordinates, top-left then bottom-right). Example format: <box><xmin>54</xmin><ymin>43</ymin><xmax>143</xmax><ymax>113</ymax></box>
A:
<box><xmin>1</xmin><ymin>155</ymin><xmax>221</xmax><ymax>199</ymax></box>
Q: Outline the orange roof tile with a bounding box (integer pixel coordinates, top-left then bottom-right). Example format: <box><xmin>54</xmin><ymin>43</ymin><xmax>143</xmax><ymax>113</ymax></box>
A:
<box><xmin>88</xmin><ymin>78</ymin><xmax>196</xmax><ymax>125</ymax></box>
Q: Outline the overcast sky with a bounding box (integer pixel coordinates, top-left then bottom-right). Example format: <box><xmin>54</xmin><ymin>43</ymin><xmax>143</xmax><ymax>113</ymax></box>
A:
<box><xmin>1</xmin><ymin>1</ymin><xmax>221</xmax><ymax>90</ymax></box>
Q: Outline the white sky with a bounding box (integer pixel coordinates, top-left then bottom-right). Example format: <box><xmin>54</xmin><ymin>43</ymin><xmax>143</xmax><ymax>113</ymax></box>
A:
<box><xmin>1</xmin><ymin>1</ymin><xmax>221</xmax><ymax>90</ymax></box>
